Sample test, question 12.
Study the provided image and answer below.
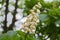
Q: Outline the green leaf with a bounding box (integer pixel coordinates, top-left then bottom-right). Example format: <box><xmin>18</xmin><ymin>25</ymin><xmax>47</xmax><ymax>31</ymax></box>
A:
<box><xmin>26</xmin><ymin>34</ymin><xmax>35</xmax><ymax>40</ymax></box>
<box><xmin>17</xmin><ymin>30</ymin><xmax>25</xmax><ymax>40</ymax></box>
<box><xmin>0</xmin><ymin>31</ymin><xmax>20</xmax><ymax>40</ymax></box>
<box><xmin>0</xmin><ymin>34</ymin><xmax>9</xmax><ymax>40</ymax></box>
<box><xmin>25</xmin><ymin>0</ymin><xmax>39</xmax><ymax>9</ymax></box>
<box><xmin>7</xmin><ymin>31</ymin><xmax>19</xmax><ymax>40</ymax></box>
<box><xmin>39</xmin><ymin>14</ymin><xmax>49</xmax><ymax>21</ymax></box>
<box><xmin>55</xmin><ymin>19</ymin><xmax>60</xmax><ymax>24</ymax></box>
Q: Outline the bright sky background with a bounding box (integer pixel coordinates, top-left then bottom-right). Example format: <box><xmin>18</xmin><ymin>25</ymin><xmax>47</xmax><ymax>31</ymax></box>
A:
<box><xmin>44</xmin><ymin>0</ymin><xmax>53</xmax><ymax>2</ymax></box>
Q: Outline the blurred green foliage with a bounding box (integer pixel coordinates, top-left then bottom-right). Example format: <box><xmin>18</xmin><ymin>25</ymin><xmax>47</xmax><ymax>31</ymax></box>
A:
<box><xmin>0</xmin><ymin>0</ymin><xmax>60</xmax><ymax>40</ymax></box>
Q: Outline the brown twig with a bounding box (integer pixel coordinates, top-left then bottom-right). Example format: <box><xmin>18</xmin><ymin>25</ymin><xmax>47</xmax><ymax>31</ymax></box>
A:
<box><xmin>8</xmin><ymin>0</ymin><xmax>18</xmax><ymax>30</ymax></box>
<box><xmin>2</xmin><ymin>0</ymin><xmax>9</xmax><ymax>33</ymax></box>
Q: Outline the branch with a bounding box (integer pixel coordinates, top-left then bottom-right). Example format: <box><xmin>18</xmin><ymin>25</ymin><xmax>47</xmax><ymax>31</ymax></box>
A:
<box><xmin>2</xmin><ymin>0</ymin><xmax>9</xmax><ymax>33</ymax></box>
<box><xmin>8</xmin><ymin>0</ymin><xmax>18</xmax><ymax>30</ymax></box>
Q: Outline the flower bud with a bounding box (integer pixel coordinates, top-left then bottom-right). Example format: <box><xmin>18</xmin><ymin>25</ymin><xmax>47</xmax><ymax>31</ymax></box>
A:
<box><xmin>33</xmin><ymin>6</ymin><xmax>36</xmax><ymax>10</ymax></box>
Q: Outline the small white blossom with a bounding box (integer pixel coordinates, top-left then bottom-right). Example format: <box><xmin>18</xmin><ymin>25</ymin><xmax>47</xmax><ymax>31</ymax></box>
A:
<box><xmin>33</xmin><ymin>6</ymin><xmax>36</xmax><ymax>10</ymax></box>
<box><xmin>36</xmin><ymin>9</ymin><xmax>40</xmax><ymax>13</ymax></box>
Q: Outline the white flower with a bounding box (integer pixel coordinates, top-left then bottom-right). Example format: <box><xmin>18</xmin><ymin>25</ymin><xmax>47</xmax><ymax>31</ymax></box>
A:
<box><xmin>38</xmin><ymin>2</ymin><xmax>42</xmax><ymax>8</ymax></box>
<box><xmin>30</xmin><ymin>9</ymin><xmax>34</xmax><ymax>12</ymax></box>
<box><xmin>20</xmin><ymin>2</ymin><xmax>42</xmax><ymax>34</ymax></box>
<box><xmin>36</xmin><ymin>9</ymin><xmax>40</xmax><ymax>13</ymax></box>
<box><xmin>33</xmin><ymin>6</ymin><xmax>36</xmax><ymax>10</ymax></box>
<box><xmin>35</xmin><ymin>5</ymin><xmax>39</xmax><ymax>8</ymax></box>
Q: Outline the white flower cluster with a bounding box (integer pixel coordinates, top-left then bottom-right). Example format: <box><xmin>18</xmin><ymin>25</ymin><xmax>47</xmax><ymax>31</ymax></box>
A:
<box><xmin>20</xmin><ymin>2</ymin><xmax>42</xmax><ymax>34</ymax></box>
